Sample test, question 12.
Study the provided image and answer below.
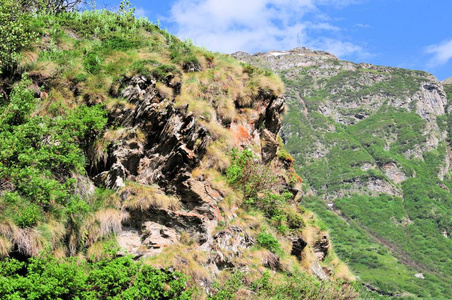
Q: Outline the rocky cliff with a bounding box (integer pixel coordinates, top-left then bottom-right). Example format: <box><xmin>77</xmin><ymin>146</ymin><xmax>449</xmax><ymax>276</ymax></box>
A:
<box><xmin>0</xmin><ymin>11</ymin><xmax>358</xmax><ymax>298</ymax></box>
<box><xmin>234</xmin><ymin>48</ymin><xmax>452</xmax><ymax>298</ymax></box>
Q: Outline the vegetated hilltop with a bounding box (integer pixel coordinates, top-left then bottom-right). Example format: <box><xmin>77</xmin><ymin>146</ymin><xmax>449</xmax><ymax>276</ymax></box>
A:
<box><xmin>0</xmin><ymin>3</ymin><xmax>358</xmax><ymax>299</ymax></box>
<box><xmin>234</xmin><ymin>48</ymin><xmax>452</xmax><ymax>298</ymax></box>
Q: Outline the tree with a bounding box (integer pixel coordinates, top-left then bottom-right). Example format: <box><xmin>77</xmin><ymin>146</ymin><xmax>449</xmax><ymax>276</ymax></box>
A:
<box><xmin>19</xmin><ymin>0</ymin><xmax>83</xmax><ymax>14</ymax></box>
<box><xmin>0</xmin><ymin>0</ymin><xmax>36</xmax><ymax>73</ymax></box>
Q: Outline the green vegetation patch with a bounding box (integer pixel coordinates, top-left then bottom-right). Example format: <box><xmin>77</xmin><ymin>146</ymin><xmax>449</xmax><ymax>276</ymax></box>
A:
<box><xmin>0</xmin><ymin>251</ymin><xmax>192</xmax><ymax>299</ymax></box>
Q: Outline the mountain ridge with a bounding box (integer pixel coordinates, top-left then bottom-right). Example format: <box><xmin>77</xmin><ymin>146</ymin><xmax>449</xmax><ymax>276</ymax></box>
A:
<box><xmin>234</xmin><ymin>46</ymin><xmax>452</xmax><ymax>298</ymax></box>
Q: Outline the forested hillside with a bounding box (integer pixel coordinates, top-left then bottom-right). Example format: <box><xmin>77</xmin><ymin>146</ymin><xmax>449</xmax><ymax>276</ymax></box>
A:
<box><xmin>235</xmin><ymin>48</ymin><xmax>452</xmax><ymax>298</ymax></box>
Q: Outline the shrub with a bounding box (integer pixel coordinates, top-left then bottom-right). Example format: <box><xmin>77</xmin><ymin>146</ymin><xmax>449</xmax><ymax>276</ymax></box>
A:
<box><xmin>15</xmin><ymin>201</ymin><xmax>43</xmax><ymax>228</ymax></box>
<box><xmin>257</xmin><ymin>232</ymin><xmax>282</xmax><ymax>255</ymax></box>
<box><xmin>0</xmin><ymin>0</ymin><xmax>37</xmax><ymax>73</ymax></box>
<box><xmin>152</xmin><ymin>64</ymin><xmax>181</xmax><ymax>83</ymax></box>
<box><xmin>226</xmin><ymin>148</ymin><xmax>277</xmax><ymax>200</ymax></box>
<box><xmin>83</xmin><ymin>51</ymin><xmax>103</xmax><ymax>75</ymax></box>
<box><xmin>0</xmin><ymin>254</ymin><xmax>192</xmax><ymax>299</ymax></box>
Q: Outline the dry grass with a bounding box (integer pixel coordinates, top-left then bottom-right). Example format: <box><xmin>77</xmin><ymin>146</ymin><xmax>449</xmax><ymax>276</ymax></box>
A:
<box><xmin>156</xmin><ymin>82</ymin><xmax>174</xmax><ymax>100</ymax></box>
<box><xmin>323</xmin><ymin>245</ymin><xmax>356</xmax><ymax>281</ymax></box>
<box><xmin>78</xmin><ymin>215</ymin><xmax>100</xmax><ymax>250</ymax></box>
<box><xmin>29</xmin><ymin>61</ymin><xmax>59</xmax><ymax>78</ymax></box>
<box><xmin>204</xmin><ymin>140</ymin><xmax>231</xmax><ymax>172</ymax></box>
<box><xmin>38</xmin><ymin>219</ymin><xmax>66</xmax><ymax>249</ymax></box>
<box><xmin>0</xmin><ymin>236</ymin><xmax>12</xmax><ymax>257</ymax></box>
<box><xmin>0</xmin><ymin>220</ymin><xmax>20</xmax><ymax>257</ymax></box>
<box><xmin>86</xmin><ymin>241</ymin><xmax>105</xmax><ymax>261</ymax></box>
<box><xmin>235</xmin><ymin>91</ymin><xmax>253</xmax><ymax>108</ymax></box>
<box><xmin>198</xmin><ymin>169</ymin><xmax>243</xmax><ymax>215</ymax></box>
<box><xmin>332</xmin><ymin>261</ymin><xmax>356</xmax><ymax>281</ymax></box>
<box><xmin>15</xmin><ymin>228</ymin><xmax>45</xmax><ymax>257</ymax></box>
<box><xmin>79</xmin><ymin>75</ymin><xmax>112</xmax><ymax>105</ymax></box>
<box><xmin>95</xmin><ymin>208</ymin><xmax>123</xmax><ymax>237</ymax></box>
<box><xmin>137</xmin><ymin>51</ymin><xmax>166</xmax><ymax>62</ymax></box>
<box><xmin>17</xmin><ymin>50</ymin><xmax>39</xmax><ymax>72</ymax></box>
<box><xmin>230</xmin><ymin>210</ymin><xmax>264</xmax><ymax>233</ymax></box>
<box><xmin>55</xmin><ymin>34</ymin><xmax>76</xmax><ymax>51</ymax></box>
<box><xmin>86</xmin><ymin>239</ymin><xmax>119</xmax><ymax>262</ymax></box>
<box><xmin>88</xmin><ymin>139</ymin><xmax>109</xmax><ymax>171</ymax></box>
<box><xmin>214</xmin><ymin>95</ymin><xmax>236</xmax><ymax>125</ymax></box>
<box><xmin>254</xmin><ymin>73</ymin><xmax>285</xmax><ymax>97</ymax></box>
<box><xmin>105</xmin><ymin>98</ymin><xmax>136</xmax><ymax>114</ymax></box>
<box><xmin>52</xmin><ymin>247</ymin><xmax>67</xmax><ymax>258</ymax></box>
<box><xmin>179</xmin><ymin>231</ymin><xmax>196</xmax><ymax>246</ymax></box>
<box><xmin>176</xmin><ymin>93</ymin><xmax>215</xmax><ymax>122</ymax></box>
<box><xmin>146</xmin><ymin>244</ymin><xmax>210</xmax><ymax>282</ymax></box>
<box><xmin>121</xmin><ymin>182</ymin><xmax>181</xmax><ymax>211</ymax></box>
<box><xmin>31</xmin><ymin>86</ymin><xmax>76</xmax><ymax>117</ymax></box>
<box><xmin>0</xmin><ymin>219</ymin><xmax>19</xmax><ymax>241</ymax></box>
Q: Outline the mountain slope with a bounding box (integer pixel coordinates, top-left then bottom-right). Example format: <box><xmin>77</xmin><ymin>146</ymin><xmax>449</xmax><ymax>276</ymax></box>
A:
<box><xmin>0</xmin><ymin>7</ymin><xmax>358</xmax><ymax>298</ymax></box>
<box><xmin>235</xmin><ymin>48</ymin><xmax>452</xmax><ymax>298</ymax></box>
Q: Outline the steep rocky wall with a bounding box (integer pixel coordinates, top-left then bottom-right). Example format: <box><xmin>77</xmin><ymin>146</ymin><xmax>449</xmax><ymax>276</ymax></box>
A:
<box><xmin>93</xmin><ymin>72</ymin><xmax>286</xmax><ymax>261</ymax></box>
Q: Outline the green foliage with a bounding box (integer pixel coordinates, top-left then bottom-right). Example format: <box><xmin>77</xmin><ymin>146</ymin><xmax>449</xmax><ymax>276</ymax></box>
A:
<box><xmin>0</xmin><ymin>0</ymin><xmax>37</xmax><ymax>73</ymax></box>
<box><xmin>0</xmin><ymin>77</ymin><xmax>107</xmax><ymax>212</ymax></box>
<box><xmin>14</xmin><ymin>200</ymin><xmax>43</xmax><ymax>228</ymax></box>
<box><xmin>152</xmin><ymin>64</ymin><xmax>181</xmax><ymax>83</ymax></box>
<box><xmin>209</xmin><ymin>267</ymin><xmax>358</xmax><ymax>299</ymax></box>
<box><xmin>257</xmin><ymin>232</ymin><xmax>282</xmax><ymax>255</ymax></box>
<box><xmin>19</xmin><ymin>0</ymin><xmax>83</xmax><ymax>14</ymax></box>
<box><xmin>226</xmin><ymin>149</ymin><xmax>304</xmax><ymax>233</ymax></box>
<box><xmin>118</xmin><ymin>0</ymin><xmax>135</xmax><ymax>19</ymax></box>
<box><xmin>209</xmin><ymin>271</ymin><xmax>245</xmax><ymax>300</ymax></box>
<box><xmin>280</xmin><ymin>62</ymin><xmax>452</xmax><ymax>297</ymax></box>
<box><xmin>169</xmin><ymin>40</ymin><xmax>201</xmax><ymax>71</ymax></box>
<box><xmin>226</xmin><ymin>148</ymin><xmax>277</xmax><ymax>199</ymax></box>
<box><xmin>84</xmin><ymin>51</ymin><xmax>103</xmax><ymax>74</ymax></box>
<box><xmin>0</xmin><ymin>6</ymin><xmax>349</xmax><ymax>300</ymax></box>
<box><xmin>0</xmin><ymin>254</ymin><xmax>192</xmax><ymax>299</ymax></box>
<box><xmin>241</xmin><ymin>62</ymin><xmax>273</xmax><ymax>77</ymax></box>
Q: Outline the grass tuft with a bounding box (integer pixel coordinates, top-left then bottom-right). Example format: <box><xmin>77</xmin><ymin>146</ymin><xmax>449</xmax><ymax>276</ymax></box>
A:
<box><xmin>121</xmin><ymin>182</ymin><xmax>181</xmax><ymax>211</ymax></box>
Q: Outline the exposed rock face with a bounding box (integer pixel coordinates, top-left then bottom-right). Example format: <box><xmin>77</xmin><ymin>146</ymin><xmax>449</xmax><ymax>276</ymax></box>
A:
<box><xmin>94</xmin><ymin>162</ymin><xmax>126</xmax><ymax>190</ymax></box>
<box><xmin>211</xmin><ymin>226</ymin><xmax>254</xmax><ymax>269</ymax></box>
<box><xmin>234</xmin><ymin>48</ymin><xmax>338</xmax><ymax>72</ymax></box>
<box><xmin>382</xmin><ymin>162</ymin><xmax>407</xmax><ymax>184</ymax></box>
<box><xmin>291</xmin><ymin>237</ymin><xmax>308</xmax><ymax>259</ymax></box>
<box><xmin>92</xmin><ymin>73</ymin><xmax>286</xmax><ymax>263</ymax></box>
<box><xmin>313</xmin><ymin>235</ymin><xmax>330</xmax><ymax>261</ymax></box>
<box><xmin>118</xmin><ymin>223</ymin><xmax>178</xmax><ymax>258</ymax></box>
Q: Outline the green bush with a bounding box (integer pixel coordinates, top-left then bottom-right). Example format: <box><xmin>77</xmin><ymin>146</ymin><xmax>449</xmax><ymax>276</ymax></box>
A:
<box><xmin>257</xmin><ymin>232</ymin><xmax>282</xmax><ymax>255</ymax></box>
<box><xmin>84</xmin><ymin>51</ymin><xmax>103</xmax><ymax>75</ymax></box>
<box><xmin>226</xmin><ymin>148</ymin><xmax>277</xmax><ymax>199</ymax></box>
<box><xmin>0</xmin><ymin>254</ymin><xmax>192</xmax><ymax>299</ymax></box>
<box><xmin>0</xmin><ymin>0</ymin><xmax>37</xmax><ymax>73</ymax></box>
<box><xmin>15</xmin><ymin>201</ymin><xmax>43</xmax><ymax>228</ymax></box>
<box><xmin>0</xmin><ymin>77</ymin><xmax>107</xmax><ymax>209</ymax></box>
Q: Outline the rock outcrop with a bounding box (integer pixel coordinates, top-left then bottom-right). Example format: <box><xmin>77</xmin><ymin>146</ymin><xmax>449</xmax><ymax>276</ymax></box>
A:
<box><xmin>93</xmin><ymin>72</ymin><xmax>287</xmax><ymax>266</ymax></box>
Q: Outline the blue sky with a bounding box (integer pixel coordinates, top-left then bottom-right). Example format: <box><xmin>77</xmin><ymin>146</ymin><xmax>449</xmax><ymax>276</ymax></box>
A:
<box><xmin>98</xmin><ymin>0</ymin><xmax>452</xmax><ymax>81</ymax></box>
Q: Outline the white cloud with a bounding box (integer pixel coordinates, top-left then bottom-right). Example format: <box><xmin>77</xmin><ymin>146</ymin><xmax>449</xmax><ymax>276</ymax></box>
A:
<box><xmin>307</xmin><ymin>38</ymin><xmax>368</xmax><ymax>58</ymax></box>
<box><xmin>135</xmin><ymin>8</ymin><xmax>149</xmax><ymax>18</ymax></box>
<box><xmin>354</xmin><ymin>23</ymin><xmax>370</xmax><ymax>28</ymax></box>
<box><xmin>169</xmin><ymin>0</ymin><xmax>366</xmax><ymax>58</ymax></box>
<box><xmin>307</xmin><ymin>22</ymin><xmax>340</xmax><ymax>31</ymax></box>
<box><xmin>426</xmin><ymin>39</ymin><xmax>452</xmax><ymax>66</ymax></box>
<box><xmin>315</xmin><ymin>0</ymin><xmax>364</xmax><ymax>8</ymax></box>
